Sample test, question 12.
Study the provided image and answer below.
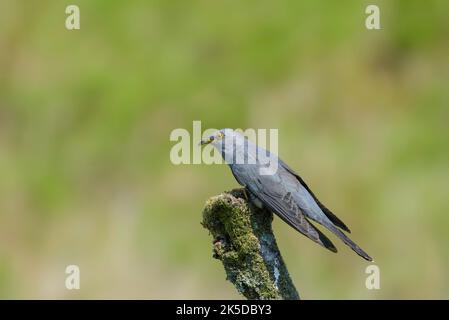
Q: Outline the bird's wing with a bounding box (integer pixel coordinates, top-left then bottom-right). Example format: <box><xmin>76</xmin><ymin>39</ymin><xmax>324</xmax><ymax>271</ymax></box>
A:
<box><xmin>255</xmin><ymin>188</ymin><xmax>338</xmax><ymax>253</ymax></box>
<box><xmin>276</xmin><ymin>160</ymin><xmax>373</xmax><ymax>261</ymax></box>
<box><xmin>230</xmin><ymin>164</ymin><xmax>337</xmax><ymax>253</ymax></box>
<box><xmin>278</xmin><ymin>159</ymin><xmax>351</xmax><ymax>233</ymax></box>
<box><xmin>230</xmin><ymin>162</ymin><xmax>372</xmax><ymax>261</ymax></box>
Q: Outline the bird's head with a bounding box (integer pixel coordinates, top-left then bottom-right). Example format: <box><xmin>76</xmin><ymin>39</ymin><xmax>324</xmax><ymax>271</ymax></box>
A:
<box><xmin>200</xmin><ymin>128</ymin><xmax>240</xmax><ymax>147</ymax></box>
<box><xmin>199</xmin><ymin>128</ymin><xmax>277</xmax><ymax>174</ymax></box>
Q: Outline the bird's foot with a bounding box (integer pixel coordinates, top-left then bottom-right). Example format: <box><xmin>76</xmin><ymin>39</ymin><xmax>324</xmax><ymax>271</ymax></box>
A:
<box><xmin>245</xmin><ymin>190</ymin><xmax>264</xmax><ymax>209</ymax></box>
<box><xmin>242</xmin><ymin>188</ymin><xmax>250</xmax><ymax>202</ymax></box>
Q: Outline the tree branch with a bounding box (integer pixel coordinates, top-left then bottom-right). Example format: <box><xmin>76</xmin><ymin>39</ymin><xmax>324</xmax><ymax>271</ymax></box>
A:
<box><xmin>202</xmin><ymin>188</ymin><xmax>300</xmax><ymax>300</ymax></box>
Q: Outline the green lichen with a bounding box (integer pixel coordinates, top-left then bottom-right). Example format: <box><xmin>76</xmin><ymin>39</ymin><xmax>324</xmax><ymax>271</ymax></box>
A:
<box><xmin>202</xmin><ymin>188</ymin><xmax>299</xmax><ymax>300</ymax></box>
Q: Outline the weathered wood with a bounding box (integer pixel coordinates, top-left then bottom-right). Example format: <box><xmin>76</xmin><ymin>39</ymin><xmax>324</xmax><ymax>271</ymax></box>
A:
<box><xmin>202</xmin><ymin>188</ymin><xmax>299</xmax><ymax>300</ymax></box>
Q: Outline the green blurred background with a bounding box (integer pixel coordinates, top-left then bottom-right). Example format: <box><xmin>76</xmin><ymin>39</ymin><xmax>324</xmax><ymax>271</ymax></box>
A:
<box><xmin>0</xmin><ymin>0</ymin><xmax>448</xmax><ymax>299</ymax></box>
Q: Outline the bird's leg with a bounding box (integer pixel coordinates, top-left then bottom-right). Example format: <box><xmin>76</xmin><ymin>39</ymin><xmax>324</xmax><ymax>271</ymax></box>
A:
<box><xmin>244</xmin><ymin>188</ymin><xmax>264</xmax><ymax>210</ymax></box>
<box><xmin>242</xmin><ymin>188</ymin><xmax>250</xmax><ymax>202</ymax></box>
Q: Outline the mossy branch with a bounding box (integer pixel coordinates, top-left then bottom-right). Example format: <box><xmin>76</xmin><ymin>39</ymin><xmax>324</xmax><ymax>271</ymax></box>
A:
<box><xmin>202</xmin><ymin>188</ymin><xmax>300</xmax><ymax>300</ymax></box>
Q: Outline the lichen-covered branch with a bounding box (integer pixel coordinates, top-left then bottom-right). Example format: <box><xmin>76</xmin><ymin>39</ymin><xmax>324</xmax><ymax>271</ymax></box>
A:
<box><xmin>202</xmin><ymin>188</ymin><xmax>300</xmax><ymax>300</ymax></box>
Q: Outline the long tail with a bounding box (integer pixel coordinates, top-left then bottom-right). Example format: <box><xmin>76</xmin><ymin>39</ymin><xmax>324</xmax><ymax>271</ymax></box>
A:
<box><xmin>324</xmin><ymin>222</ymin><xmax>373</xmax><ymax>261</ymax></box>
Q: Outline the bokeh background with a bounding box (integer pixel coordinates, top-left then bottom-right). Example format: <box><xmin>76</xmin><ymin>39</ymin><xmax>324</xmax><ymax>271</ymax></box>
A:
<box><xmin>0</xmin><ymin>0</ymin><xmax>448</xmax><ymax>299</ymax></box>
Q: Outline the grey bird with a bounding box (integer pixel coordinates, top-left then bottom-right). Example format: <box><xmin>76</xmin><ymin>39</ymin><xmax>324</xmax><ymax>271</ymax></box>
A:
<box><xmin>201</xmin><ymin>128</ymin><xmax>373</xmax><ymax>261</ymax></box>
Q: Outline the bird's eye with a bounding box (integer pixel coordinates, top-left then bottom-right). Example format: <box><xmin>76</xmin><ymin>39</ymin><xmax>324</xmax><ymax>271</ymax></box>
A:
<box><xmin>209</xmin><ymin>135</ymin><xmax>215</xmax><ymax>141</ymax></box>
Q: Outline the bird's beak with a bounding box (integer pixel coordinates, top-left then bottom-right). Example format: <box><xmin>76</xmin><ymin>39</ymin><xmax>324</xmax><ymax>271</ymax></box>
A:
<box><xmin>199</xmin><ymin>137</ymin><xmax>212</xmax><ymax>146</ymax></box>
